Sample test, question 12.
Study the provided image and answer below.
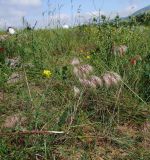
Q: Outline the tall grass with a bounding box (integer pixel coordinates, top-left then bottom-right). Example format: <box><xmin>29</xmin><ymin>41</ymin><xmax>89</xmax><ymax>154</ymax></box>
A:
<box><xmin>0</xmin><ymin>20</ymin><xmax>150</xmax><ymax>159</ymax></box>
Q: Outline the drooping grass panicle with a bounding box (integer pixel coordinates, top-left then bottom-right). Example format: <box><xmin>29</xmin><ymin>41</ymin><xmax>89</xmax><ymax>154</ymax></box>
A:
<box><xmin>112</xmin><ymin>45</ymin><xmax>128</xmax><ymax>56</ymax></box>
<box><xmin>73</xmin><ymin>86</ymin><xmax>80</xmax><ymax>97</ymax></box>
<box><xmin>79</xmin><ymin>78</ymin><xmax>96</xmax><ymax>88</ymax></box>
<box><xmin>71</xmin><ymin>57</ymin><xmax>80</xmax><ymax>66</ymax></box>
<box><xmin>102</xmin><ymin>71</ymin><xmax>122</xmax><ymax>87</ymax></box>
<box><xmin>90</xmin><ymin>75</ymin><xmax>103</xmax><ymax>87</ymax></box>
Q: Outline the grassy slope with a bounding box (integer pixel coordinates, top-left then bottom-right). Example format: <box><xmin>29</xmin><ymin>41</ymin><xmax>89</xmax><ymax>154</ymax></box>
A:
<box><xmin>0</xmin><ymin>25</ymin><xmax>150</xmax><ymax>160</ymax></box>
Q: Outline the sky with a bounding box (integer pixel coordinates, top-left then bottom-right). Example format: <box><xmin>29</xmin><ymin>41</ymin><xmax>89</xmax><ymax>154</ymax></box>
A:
<box><xmin>0</xmin><ymin>0</ymin><xmax>150</xmax><ymax>28</ymax></box>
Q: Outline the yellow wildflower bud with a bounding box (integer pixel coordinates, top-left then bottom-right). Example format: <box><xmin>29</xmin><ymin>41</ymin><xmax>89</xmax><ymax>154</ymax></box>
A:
<box><xmin>86</xmin><ymin>55</ymin><xmax>91</xmax><ymax>59</ymax></box>
<box><xmin>42</xmin><ymin>70</ymin><xmax>52</xmax><ymax>78</ymax></box>
<box><xmin>80</xmin><ymin>49</ymin><xmax>83</xmax><ymax>53</ymax></box>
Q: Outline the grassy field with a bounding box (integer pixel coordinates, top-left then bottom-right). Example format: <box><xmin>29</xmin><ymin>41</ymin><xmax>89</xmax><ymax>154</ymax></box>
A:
<box><xmin>0</xmin><ymin>24</ymin><xmax>150</xmax><ymax>160</ymax></box>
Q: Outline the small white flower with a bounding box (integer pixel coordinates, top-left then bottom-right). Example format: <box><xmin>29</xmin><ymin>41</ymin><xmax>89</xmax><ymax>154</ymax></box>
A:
<box><xmin>7</xmin><ymin>27</ymin><xmax>16</xmax><ymax>35</ymax></box>
<box><xmin>73</xmin><ymin>86</ymin><xmax>80</xmax><ymax>97</ymax></box>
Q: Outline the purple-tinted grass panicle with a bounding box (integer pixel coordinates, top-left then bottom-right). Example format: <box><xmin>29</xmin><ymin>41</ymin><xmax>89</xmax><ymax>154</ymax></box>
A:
<box><xmin>79</xmin><ymin>78</ymin><xmax>96</xmax><ymax>88</ymax></box>
<box><xmin>78</xmin><ymin>64</ymin><xmax>93</xmax><ymax>76</ymax></box>
<box><xmin>102</xmin><ymin>72</ymin><xmax>121</xmax><ymax>87</ymax></box>
<box><xmin>112</xmin><ymin>45</ymin><xmax>128</xmax><ymax>57</ymax></box>
<box><xmin>72</xmin><ymin>57</ymin><xmax>93</xmax><ymax>79</ymax></box>
<box><xmin>90</xmin><ymin>76</ymin><xmax>103</xmax><ymax>87</ymax></box>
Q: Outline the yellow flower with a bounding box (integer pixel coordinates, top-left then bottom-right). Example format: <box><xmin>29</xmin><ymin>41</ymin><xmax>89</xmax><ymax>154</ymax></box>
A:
<box><xmin>86</xmin><ymin>55</ymin><xmax>91</xmax><ymax>59</ymax></box>
<box><xmin>80</xmin><ymin>49</ymin><xmax>83</xmax><ymax>53</ymax></box>
<box><xmin>42</xmin><ymin>70</ymin><xmax>52</xmax><ymax>78</ymax></box>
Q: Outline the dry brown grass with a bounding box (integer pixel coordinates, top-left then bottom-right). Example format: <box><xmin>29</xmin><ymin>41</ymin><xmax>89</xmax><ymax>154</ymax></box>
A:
<box><xmin>2</xmin><ymin>113</ymin><xmax>26</xmax><ymax>129</ymax></box>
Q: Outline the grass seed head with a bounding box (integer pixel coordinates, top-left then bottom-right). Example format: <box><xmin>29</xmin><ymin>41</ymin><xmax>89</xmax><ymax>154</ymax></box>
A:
<box><xmin>79</xmin><ymin>78</ymin><xmax>96</xmax><ymax>88</ymax></box>
<box><xmin>73</xmin><ymin>86</ymin><xmax>80</xmax><ymax>97</ymax></box>
<box><xmin>71</xmin><ymin>58</ymin><xmax>80</xmax><ymax>66</ymax></box>
<box><xmin>103</xmin><ymin>72</ymin><xmax>121</xmax><ymax>87</ymax></box>
<box><xmin>112</xmin><ymin>45</ymin><xmax>128</xmax><ymax>56</ymax></box>
<box><xmin>78</xmin><ymin>64</ymin><xmax>93</xmax><ymax>76</ymax></box>
<box><xmin>90</xmin><ymin>76</ymin><xmax>103</xmax><ymax>87</ymax></box>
